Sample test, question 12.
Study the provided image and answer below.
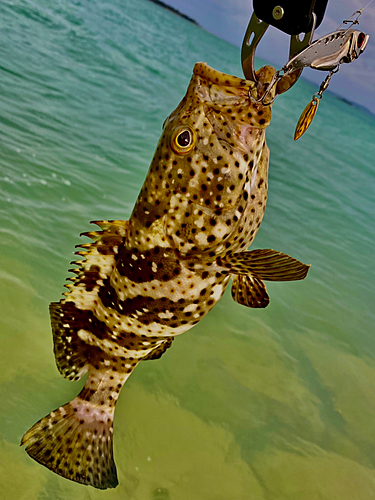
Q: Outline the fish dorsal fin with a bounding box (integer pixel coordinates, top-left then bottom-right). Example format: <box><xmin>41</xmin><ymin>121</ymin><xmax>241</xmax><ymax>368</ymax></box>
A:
<box><xmin>51</xmin><ymin>220</ymin><xmax>128</xmax><ymax>381</ymax></box>
<box><xmin>231</xmin><ymin>274</ymin><xmax>269</xmax><ymax>308</ymax></box>
<box><xmin>65</xmin><ymin>220</ymin><xmax>128</xmax><ymax>306</ymax></box>
<box><xmin>220</xmin><ymin>249</ymin><xmax>310</xmax><ymax>281</ymax></box>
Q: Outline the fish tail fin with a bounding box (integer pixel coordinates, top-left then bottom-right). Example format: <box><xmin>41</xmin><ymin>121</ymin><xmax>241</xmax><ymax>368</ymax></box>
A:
<box><xmin>21</xmin><ymin>395</ymin><xmax>118</xmax><ymax>489</ymax></box>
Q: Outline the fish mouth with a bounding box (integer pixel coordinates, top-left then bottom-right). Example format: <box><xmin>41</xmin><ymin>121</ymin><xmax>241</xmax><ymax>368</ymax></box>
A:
<box><xmin>193</xmin><ymin>62</ymin><xmax>277</xmax><ymax>103</ymax></box>
<box><xmin>190</xmin><ymin>63</ymin><xmax>276</xmax><ymax>150</ymax></box>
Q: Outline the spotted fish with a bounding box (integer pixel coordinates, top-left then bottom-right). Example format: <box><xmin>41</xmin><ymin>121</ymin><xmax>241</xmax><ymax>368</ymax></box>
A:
<box><xmin>21</xmin><ymin>63</ymin><xmax>310</xmax><ymax>489</ymax></box>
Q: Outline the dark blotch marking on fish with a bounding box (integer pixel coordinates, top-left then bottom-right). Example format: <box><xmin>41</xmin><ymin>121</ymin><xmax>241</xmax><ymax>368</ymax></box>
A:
<box><xmin>116</xmin><ymin>246</ymin><xmax>181</xmax><ymax>283</ymax></box>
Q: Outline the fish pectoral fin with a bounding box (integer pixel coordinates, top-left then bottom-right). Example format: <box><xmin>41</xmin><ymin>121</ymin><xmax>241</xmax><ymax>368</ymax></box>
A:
<box><xmin>221</xmin><ymin>249</ymin><xmax>310</xmax><ymax>281</ymax></box>
<box><xmin>142</xmin><ymin>338</ymin><xmax>174</xmax><ymax>361</ymax></box>
<box><xmin>231</xmin><ymin>274</ymin><xmax>269</xmax><ymax>308</ymax></box>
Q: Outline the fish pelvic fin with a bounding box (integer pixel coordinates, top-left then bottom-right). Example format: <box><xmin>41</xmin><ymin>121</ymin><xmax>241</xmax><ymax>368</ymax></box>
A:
<box><xmin>220</xmin><ymin>249</ymin><xmax>310</xmax><ymax>281</ymax></box>
<box><xmin>142</xmin><ymin>337</ymin><xmax>174</xmax><ymax>360</ymax></box>
<box><xmin>231</xmin><ymin>274</ymin><xmax>270</xmax><ymax>308</ymax></box>
<box><xmin>20</xmin><ymin>369</ymin><xmax>129</xmax><ymax>489</ymax></box>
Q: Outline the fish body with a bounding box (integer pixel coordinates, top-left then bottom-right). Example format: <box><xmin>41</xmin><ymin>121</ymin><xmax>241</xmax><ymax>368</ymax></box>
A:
<box><xmin>22</xmin><ymin>63</ymin><xmax>310</xmax><ymax>489</ymax></box>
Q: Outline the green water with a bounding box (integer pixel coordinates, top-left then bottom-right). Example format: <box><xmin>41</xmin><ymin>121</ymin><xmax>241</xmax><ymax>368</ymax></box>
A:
<box><xmin>1</xmin><ymin>0</ymin><xmax>375</xmax><ymax>498</ymax></box>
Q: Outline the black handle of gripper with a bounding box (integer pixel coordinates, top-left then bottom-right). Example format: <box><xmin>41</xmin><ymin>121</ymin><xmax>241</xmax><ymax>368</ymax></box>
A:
<box><xmin>253</xmin><ymin>0</ymin><xmax>329</xmax><ymax>35</ymax></box>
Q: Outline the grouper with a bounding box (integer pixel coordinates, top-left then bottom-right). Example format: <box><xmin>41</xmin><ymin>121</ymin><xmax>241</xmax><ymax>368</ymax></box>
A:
<box><xmin>22</xmin><ymin>63</ymin><xmax>309</xmax><ymax>489</ymax></box>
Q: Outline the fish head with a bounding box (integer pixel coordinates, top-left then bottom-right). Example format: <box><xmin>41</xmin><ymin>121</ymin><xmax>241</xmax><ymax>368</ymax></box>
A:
<box><xmin>131</xmin><ymin>63</ymin><xmax>277</xmax><ymax>257</ymax></box>
<box><xmin>163</xmin><ymin>62</ymin><xmax>276</xmax><ymax>160</ymax></box>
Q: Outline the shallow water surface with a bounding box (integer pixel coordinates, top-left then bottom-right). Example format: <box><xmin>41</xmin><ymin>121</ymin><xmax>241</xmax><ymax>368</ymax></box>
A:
<box><xmin>1</xmin><ymin>0</ymin><xmax>375</xmax><ymax>499</ymax></box>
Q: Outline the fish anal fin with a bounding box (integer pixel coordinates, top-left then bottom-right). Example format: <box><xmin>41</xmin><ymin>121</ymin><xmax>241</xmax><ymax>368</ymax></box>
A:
<box><xmin>50</xmin><ymin>302</ymin><xmax>91</xmax><ymax>381</ymax></box>
<box><xmin>221</xmin><ymin>249</ymin><xmax>310</xmax><ymax>282</ymax></box>
<box><xmin>231</xmin><ymin>275</ymin><xmax>270</xmax><ymax>308</ymax></box>
<box><xmin>21</xmin><ymin>396</ymin><xmax>118</xmax><ymax>489</ymax></box>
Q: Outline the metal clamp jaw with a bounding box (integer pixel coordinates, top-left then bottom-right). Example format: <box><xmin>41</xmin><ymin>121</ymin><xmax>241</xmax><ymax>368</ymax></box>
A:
<box><xmin>241</xmin><ymin>0</ymin><xmax>329</xmax><ymax>95</ymax></box>
<box><xmin>241</xmin><ymin>11</ymin><xmax>316</xmax><ymax>96</ymax></box>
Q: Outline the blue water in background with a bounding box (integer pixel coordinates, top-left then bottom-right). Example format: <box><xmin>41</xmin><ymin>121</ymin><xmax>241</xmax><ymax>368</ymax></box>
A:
<box><xmin>1</xmin><ymin>0</ymin><xmax>375</xmax><ymax>498</ymax></box>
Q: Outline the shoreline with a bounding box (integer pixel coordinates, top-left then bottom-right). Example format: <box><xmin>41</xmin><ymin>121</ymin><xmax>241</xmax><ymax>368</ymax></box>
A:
<box><xmin>148</xmin><ymin>0</ymin><xmax>200</xmax><ymax>26</ymax></box>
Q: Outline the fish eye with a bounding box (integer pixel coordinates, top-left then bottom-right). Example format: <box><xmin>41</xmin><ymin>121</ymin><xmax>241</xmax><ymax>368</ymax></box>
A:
<box><xmin>177</xmin><ymin>130</ymin><xmax>191</xmax><ymax>147</ymax></box>
<box><xmin>171</xmin><ymin>126</ymin><xmax>195</xmax><ymax>155</ymax></box>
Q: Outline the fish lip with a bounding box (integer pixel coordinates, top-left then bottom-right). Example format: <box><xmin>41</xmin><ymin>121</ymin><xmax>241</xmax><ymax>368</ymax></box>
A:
<box><xmin>193</xmin><ymin>62</ymin><xmax>254</xmax><ymax>89</ymax></box>
<box><xmin>193</xmin><ymin>62</ymin><xmax>277</xmax><ymax>105</ymax></box>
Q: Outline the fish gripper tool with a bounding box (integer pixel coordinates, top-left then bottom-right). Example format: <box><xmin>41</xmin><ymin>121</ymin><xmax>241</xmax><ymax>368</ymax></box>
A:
<box><xmin>241</xmin><ymin>0</ymin><xmax>328</xmax><ymax>93</ymax></box>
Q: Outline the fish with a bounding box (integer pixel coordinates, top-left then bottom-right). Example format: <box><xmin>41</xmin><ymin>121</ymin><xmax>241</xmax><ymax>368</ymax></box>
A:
<box><xmin>21</xmin><ymin>62</ymin><xmax>310</xmax><ymax>489</ymax></box>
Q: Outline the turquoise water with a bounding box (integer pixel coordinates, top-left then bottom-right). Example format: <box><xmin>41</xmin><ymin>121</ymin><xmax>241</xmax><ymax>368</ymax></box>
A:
<box><xmin>1</xmin><ymin>0</ymin><xmax>375</xmax><ymax>498</ymax></box>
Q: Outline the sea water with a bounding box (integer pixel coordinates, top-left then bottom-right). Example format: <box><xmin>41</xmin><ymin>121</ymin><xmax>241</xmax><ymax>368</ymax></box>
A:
<box><xmin>1</xmin><ymin>0</ymin><xmax>375</xmax><ymax>499</ymax></box>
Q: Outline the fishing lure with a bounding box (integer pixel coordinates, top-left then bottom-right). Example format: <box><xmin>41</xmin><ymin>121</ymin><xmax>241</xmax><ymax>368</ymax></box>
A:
<box><xmin>241</xmin><ymin>5</ymin><xmax>370</xmax><ymax>138</ymax></box>
<box><xmin>293</xmin><ymin>26</ymin><xmax>369</xmax><ymax>139</ymax></box>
